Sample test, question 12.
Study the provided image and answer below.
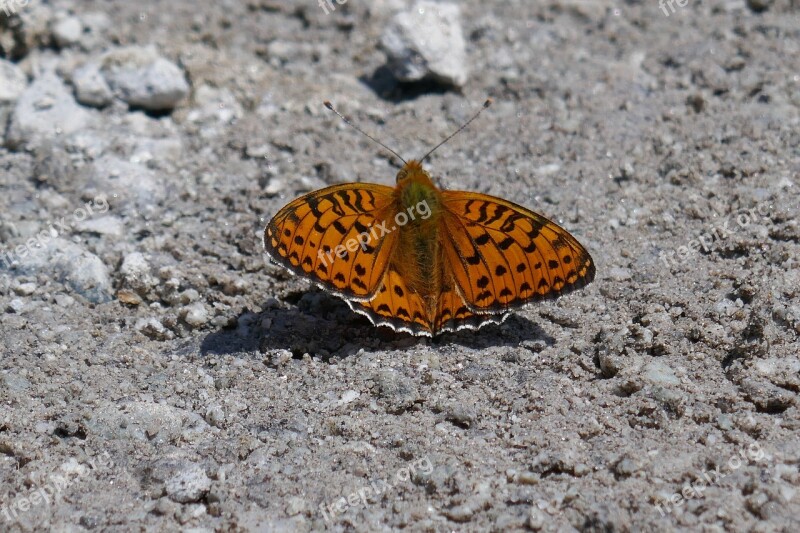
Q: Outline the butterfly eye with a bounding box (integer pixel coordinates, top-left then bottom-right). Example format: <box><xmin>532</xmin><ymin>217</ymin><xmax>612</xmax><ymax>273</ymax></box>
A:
<box><xmin>395</xmin><ymin>170</ymin><xmax>407</xmax><ymax>183</ymax></box>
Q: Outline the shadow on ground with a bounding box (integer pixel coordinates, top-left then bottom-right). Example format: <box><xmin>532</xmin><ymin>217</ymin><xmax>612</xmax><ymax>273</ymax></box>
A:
<box><xmin>200</xmin><ymin>290</ymin><xmax>555</xmax><ymax>360</ymax></box>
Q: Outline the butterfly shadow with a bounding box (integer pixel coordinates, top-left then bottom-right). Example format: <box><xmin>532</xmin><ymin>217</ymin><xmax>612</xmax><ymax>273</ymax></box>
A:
<box><xmin>359</xmin><ymin>66</ymin><xmax>456</xmax><ymax>103</ymax></box>
<box><xmin>200</xmin><ymin>289</ymin><xmax>556</xmax><ymax>362</ymax></box>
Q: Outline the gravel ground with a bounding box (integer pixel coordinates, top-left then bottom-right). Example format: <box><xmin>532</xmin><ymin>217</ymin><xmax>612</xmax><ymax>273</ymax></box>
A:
<box><xmin>1</xmin><ymin>0</ymin><xmax>799</xmax><ymax>531</ymax></box>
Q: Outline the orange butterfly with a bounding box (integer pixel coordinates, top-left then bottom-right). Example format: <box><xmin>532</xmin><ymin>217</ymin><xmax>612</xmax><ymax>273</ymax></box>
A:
<box><xmin>264</xmin><ymin>101</ymin><xmax>595</xmax><ymax>336</ymax></box>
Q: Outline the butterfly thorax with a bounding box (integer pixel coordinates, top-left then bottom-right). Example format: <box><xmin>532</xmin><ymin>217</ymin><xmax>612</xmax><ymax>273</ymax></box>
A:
<box><xmin>395</xmin><ymin>161</ymin><xmax>441</xmax><ymax>209</ymax></box>
<box><xmin>393</xmin><ymin>161</ymin><xmax>446</xmax><ymax>318</ymax></box>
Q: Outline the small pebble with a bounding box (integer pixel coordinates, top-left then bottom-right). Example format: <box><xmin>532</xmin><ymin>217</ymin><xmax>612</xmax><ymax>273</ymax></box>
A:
<box><xmin>52</xmin><ymin>16</ymin><xmax>83</xmax><ymax>47</ymax></box>
<box><xmin>0</xmin><ymin>59</ymin><xmax>28</xmax><ymax>104</ymax></box>
<box><xmin>182</xmin><ymin>302</ymin><xmax>209</xmax><ymax>328</ymax></box>
<box><xmin>7</xmin><ymin>298</ymin><xmax>25</xmax><ymax>313</ymax></box>
<box><xmin>72</xmin><ymin>62</ymin><xmax>114</xmax><ymax>108</ymax></box>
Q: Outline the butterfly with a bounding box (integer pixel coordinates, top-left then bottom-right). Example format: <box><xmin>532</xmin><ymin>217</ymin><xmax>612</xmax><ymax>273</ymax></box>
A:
<box><xmin>263</xmin><ymin>101</ymin><xmax>595</xmax><ymax>336</ymax></box>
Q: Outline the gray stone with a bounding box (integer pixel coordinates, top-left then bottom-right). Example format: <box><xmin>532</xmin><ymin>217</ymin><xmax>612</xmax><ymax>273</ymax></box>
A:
<box><xmin>381</xmin><ymin>1</ymin><xmax>468</xmax><ymax>87</ymax></box>
<box><xmin>73</xmin><ymin>215</ymin><xmax>124</xmax><ymax>237</ymax></box>
<box><xmin>374</xmin><ymin>370</ymin><xmax>418</xmax><ymax>413</ymax></box>
<box><xmin>0</xmin><ymin>371</ymin><xmax>31</xmax><ymax>392</ymax></box>
<box><xmin>0</xmin><ymin>237</ymin><xmax>112</xmax><ymax>303</ymax></box>
<box><xmin>0</xmin><ymin>59</ymin><xmax>27</xmax><ymax>104</ymax></box>
<box><xmin>164</xmin><ymin>463</ymin><xmax>212</xmax><ymax>503</ymax></box>
<box><xmin>182</xmin><ymin>302</ymin><xmax>209</xmax><ymax>328</ymax></box>
<box><xmin>135</xmin><ymin>317</ymin><xmax>174</xmax><ymax>341</ymax></box>
<box><xmin>51</xmin><ymin>15</ymin><xmax>83</xmax><ymax>47</ymax></box>
<box><xmin>5</xmin><ymin>72</ymin><xmax>94</xmax><ymax>151</ymax></box>
<box><xmin>72</xmin><ymin>61</ymin><xmax>114</xmax><ymax>108</ymax></box>
<box><xmin>142</xmin><ymin>457</ymin><xmax>212</xmax><ymax>503</ymax></box>
<box><xmin>6</xmin><ymin>297</ymin><xmax>25</xmax><ymax>313</ymax></box>
<box><xmin>85</xmin><ymin>401</ymin><xmax>208</xmax><ymax>442</ymax></box>
<box><xmin>119</xmin><ymin>252</ymin><xmax>156</xmax><ymax>294</ymax></box>
<box><xmin>643</xmin><ymin>360</ymin><xmax>680</xmax><ymax>386</ymax></box>
<box><xmin>86</xmin><ymin>154</ymin><xmax>166</xmax><ymax>214</ymax></box>
<box><xmin>100</xmin><ymin>46</ymin><xmax>189</xmax><ymax>111</ymax></box>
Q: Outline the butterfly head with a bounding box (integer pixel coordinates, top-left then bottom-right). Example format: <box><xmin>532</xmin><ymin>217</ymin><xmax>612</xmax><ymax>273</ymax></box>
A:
<box><xmin>396</xmin><ymin>160</ymin><xmax>441</xmax><ymax>218</ymax></box>
<box><xmin>395</xmin><ymin>160</ymin><xmax>433</xmax><ymax>185</ymax></box>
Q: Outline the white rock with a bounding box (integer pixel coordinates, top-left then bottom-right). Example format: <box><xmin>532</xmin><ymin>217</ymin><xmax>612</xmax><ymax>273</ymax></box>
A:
<box><xmin>0</xmin><ymin>59</ymin><xmax>27</xmax><ymax>104</ymax></box>
<box><xmin>52</xmin><ymin>15</ymin><xmax>83</xmax><ymax>47</ymax></box>
<box><xmin>339</xmin><ymin>390</ymin><xmax>360</xmax><ymax>405</ymax></box>
<box><xmin>100</xmin><ymin>46</ymin><xmax>189</xmax><ymax>111</ymax></box>
<box><xmin>86</xmin><ymin>154</ymin><xmax>166</xmax><ymax>214</ymax></box>
<box><xmin>164</xmin><ymin>463</ymin><xmax>212</xmax><ymax>503</ymax></box>
<box><xmin>643</xmin><ymin>360</ymin><xmax>680</xmax><ymax>386</ymax></box>
<box><xmin>381</xmin><ymin>1</ymin><xmax>468</xmax><ymax>87</ymax></box>
<box><xmin>135</xmin><ymin>317</ymin><xmax>173</xmax><ymax>341</ymax></box>
<box><xmin>54</xmin><ymin>294</ymin><xmax>75</xmax><ymax>307</ymax></box>
<box><xmin>205</xmin><ymin>405</ymin><xmax>224</xmax><ymax>427</ymax></box>
<box><xmin>7</xmin><ymin>298</ymin><xmax>25</xmax><ymax>313</ymax></box>
<box><xmin>73</xmin><ymin>215</ymin><xmax>124</xmax><ymax>237</ymax></box>
<box><xmin>12</xmin><ymin>281</ymin><xmax>36</xmax><ymax>295</ymax></box>
<box><xmin>5</xmin><ymin>72</ymin><xmax>94</xmax><ymax>151</ymax></box>
<box><xmin>120</xmin><ymin>252</ymin><xmax>155</xmax><ymax>293</ymax></box>
<box><xmin>1</xmin><ymin>237</ymin><xmax>112</xmax><ymax>303</ymax></box>
<box><xmin>86</xmin><ymin>401</ymin><xmax>208</xmax><ymax>442</ymax></box>
<box><xmin>72</xmin><ymin>61</ymin><xmax>113</xmax><ymax>108</ymax></box>
<box><xmin>182</xmin><ymin>302</ymin><xmax>209</xmax><ymax>328</ymax></box>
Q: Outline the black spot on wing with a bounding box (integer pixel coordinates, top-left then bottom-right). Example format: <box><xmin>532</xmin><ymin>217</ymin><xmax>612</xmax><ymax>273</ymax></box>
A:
<box><xmin>354</xmin><ymin>219</ymin><xmax>369</xmax><ymax>234</ymax></box>
<box><xmin>498</xmin><ymin>237</ymin><xmax>515</xmax><ymax>250</ymax></box>
<box><xmin>484</xmin><ymin>205</ymin><xmax>508</xmax><ymax>225</ymax></box>
<box><xmin>475</xmin><ymin>233</ymin><xmax>490</xmax><ymax>246</ymax></box>
<box><xmin>476</xmin><ymin>202</ymin><xmax>489</xmax><ymax>223</ymax></box>
<box><xmin>308</xmin><ymin>196</ymin><xmax>322</xmax><ymax>216</ymax></box>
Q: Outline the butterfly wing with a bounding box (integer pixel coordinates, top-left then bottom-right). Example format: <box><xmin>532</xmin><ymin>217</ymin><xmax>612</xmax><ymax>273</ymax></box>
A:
<box><xmin>349</xmin><ymin>265</ymin><xmax>434</xmax><ymax>335</ymax></box>
<box><xmin>431</xmin><ymin>284</ymin><xmax>508</xmax><ymax>334</ymax></box>
<box><xmin>264</xmin><ymin>183</ymin><xmax>398</xmax><ymax>300</ymax></box>
<box><xmin>440</xmin><ymin>191</ymin><xmax>595</xmax><ymax>312</ymax></box>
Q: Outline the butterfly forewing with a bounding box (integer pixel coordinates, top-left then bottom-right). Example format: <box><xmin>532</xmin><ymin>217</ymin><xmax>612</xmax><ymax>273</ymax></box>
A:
<box><xmin>440</xmin><ymin>191</ymin><xmax>595</xmax><ymax>312</ymax></box>
<box><xmin>264</xmin><ymin>183</ymin><xmax>398</xmax><ymax>300</ymax></box>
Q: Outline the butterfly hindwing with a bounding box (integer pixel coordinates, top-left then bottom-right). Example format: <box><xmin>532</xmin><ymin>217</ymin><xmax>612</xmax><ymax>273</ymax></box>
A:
<box><xmin>440</xmin><ymin>191</ymin><xmax>595</xmax><ymax>312</ymax></box>
<box><xmin>350</xmin><ymin>265</ymin><xmax>432</xmax><ymax>334</ymax></box>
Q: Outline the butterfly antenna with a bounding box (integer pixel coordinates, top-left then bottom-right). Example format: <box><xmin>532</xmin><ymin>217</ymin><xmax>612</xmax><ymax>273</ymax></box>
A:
<box><xmin>419</xmin><ymin>99</ymin><xmax>492</xmax><ymax>163</ymax></box>
<box><xmin>324</xmin><ymin>101</ymin><xmax>407</xmax><ymax>165</ymax></box>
